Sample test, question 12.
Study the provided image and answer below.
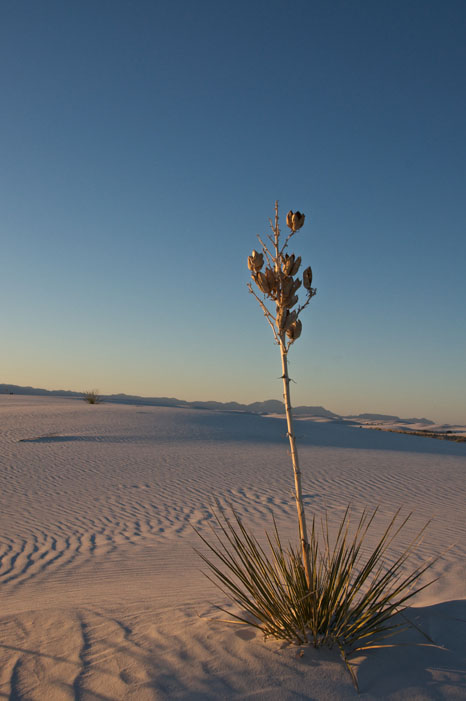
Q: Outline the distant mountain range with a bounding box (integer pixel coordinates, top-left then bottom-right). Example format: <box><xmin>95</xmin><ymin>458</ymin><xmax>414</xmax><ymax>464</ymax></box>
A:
<box><xmin>0</xmin><ymin>383</ymin><xmax>435</xmax><ymax>426</ymax></box>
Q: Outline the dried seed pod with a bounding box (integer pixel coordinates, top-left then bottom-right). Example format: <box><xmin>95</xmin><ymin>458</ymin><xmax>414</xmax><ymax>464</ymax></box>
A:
<box><xmin>283</xmin><ymin>254</ymin><xmax>296</xmax><ymax>276</ymax></box>
<box><xmin>248</xmin><ymin>250</ymin><xmax>264</xmax><ymax>272</ymax></box>
<box><xmin>291</xmin><ymin>277</ymin><xmax>301</xmax><ymax>295</ymax></box>
<box><xmin>254</xmin><ymin>271</ymin><xmax>270</xmax><ymax>295</ymax></box>
<box><xmin>290</xmin><ymin>255</ymin><xmax>302</xmax><ymax>275</ymax></box>
<box><xmin>282</xmin><ymin>276</ymin><xmax>294</xmax><ymax>297</ymax></box>
<box><xmin>283</xmin><ymin>293</ymin><xmax>299</xmax><ymax>309</ymax></box>
<box><xmin>276</xmin><ymin>308</ymin><xmax>287</xmax><ymax>331</ymax></box>
<box><xmin>286</xmin><ymin>319</ymin><xmax>302</xmax><ymax>341</ymax></box>
<box><xmin>276</xmin><ymin>309</ymin><xmax>297</xmax><ymax>333</ymax></box>
<box><xmin>303</xmin><ymin>266</ymin><xmax>313</xmax><ymax>289</ymax></box>
<box><xmin>284</xmin><ymin>309</ymin><xmax>297</xmax><ymax>331</ymax></box>
<box><xmin>265</xmin><ymin>267</ymin><xmax>277</xmax><ymax>294</ymax></box>
<box><xmin>295</xmin><ymin>212</ymin><xmax>305</xmax><ymax>230</ymax></box>
<box><xmin>292</xmin><ymin>212</ymin><xmax>305</xmax><ymax>231</ymax></box>
<box><xmin>286</xmin><ymin>211</ymin><xmax>305</xmax><ymax>232</ymax></box>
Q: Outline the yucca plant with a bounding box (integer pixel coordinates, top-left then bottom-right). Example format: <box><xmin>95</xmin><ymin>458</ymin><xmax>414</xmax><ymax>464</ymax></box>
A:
<box><xmin>247</xmin><ymin>201</ymin><xmax>315</xmax><ymax>585</ymax></box>
<box><xmin>196</xmin><ymin>505</ymin><xmax>437</xmax><ymax>689</ymax></box>
<box><xmin>83</xmin><ymin>389</ymin><xmax>102</xmax><ymax>404</ymax></box>
<box><xmin>197</xmin><ymin>202</ymin><xmax>437</xmax><ymax>688</ymax></box>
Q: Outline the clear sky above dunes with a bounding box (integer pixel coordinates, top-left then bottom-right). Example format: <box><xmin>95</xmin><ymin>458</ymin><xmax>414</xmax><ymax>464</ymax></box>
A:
<box><xmin>1</xmin><ymin>0</ymin><xmax>465</xmax><ymax>424</ymax></box>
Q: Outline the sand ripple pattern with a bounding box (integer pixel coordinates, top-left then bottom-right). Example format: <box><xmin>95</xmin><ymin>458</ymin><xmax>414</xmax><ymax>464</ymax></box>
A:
<box><xmin>0</xmin><ymin>397</ymin><xmax>465</xmax><ymax>700</ymax></box>
<box><xmin>0</xmin><ymin>397</ymin><xmax>465</xmax><ymax>606</ymax></box>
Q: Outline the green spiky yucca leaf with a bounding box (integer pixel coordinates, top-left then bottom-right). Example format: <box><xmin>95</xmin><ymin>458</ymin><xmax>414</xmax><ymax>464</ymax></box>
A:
<box><xmin>195</xmin><ymin>505</ymin><xmax>438</xmax><ymax>689</ymax></box>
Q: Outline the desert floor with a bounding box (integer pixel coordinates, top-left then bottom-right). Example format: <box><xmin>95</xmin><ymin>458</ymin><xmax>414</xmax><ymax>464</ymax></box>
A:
<box><xmin>0</xmin><ymin>396</ymin><xmax>465</xmax><ymax>700</ymax></box>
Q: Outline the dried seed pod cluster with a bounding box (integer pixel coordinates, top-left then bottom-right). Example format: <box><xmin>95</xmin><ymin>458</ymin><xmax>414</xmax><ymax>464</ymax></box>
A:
<box><xmin>283</xmin><ymin>254</ymin><xmax>301</xmax><ymax>276</ymax></box>
<box><xmin>286</xmin><ymin>319</ymin><xmax>302</xmax><ymax>341</ymax></box>
<box><xmin>286</xmin><ymin>210</ymin><xmax>305</xmax><ymax>232</ymax></box>
<box><xmin>248</xmin><ymin>208</ymin><xmax>316</xmax><ymax>348</ymax></box>
<box><xmin>247</xmin><ymin>250</ymin><xmax>264</xmax><ymax>272</ymax></box>
<box><xmin>276</xmin><ymin>308</ymin><xmax>297</xmax><ymax>333</ymax></box>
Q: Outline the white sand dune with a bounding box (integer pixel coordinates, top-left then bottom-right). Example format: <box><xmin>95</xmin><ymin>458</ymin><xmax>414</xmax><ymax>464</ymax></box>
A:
<box><xmin>0</xmin><ymin>396</ymin><xmax>465</xmax><ymax>699</ymax></box>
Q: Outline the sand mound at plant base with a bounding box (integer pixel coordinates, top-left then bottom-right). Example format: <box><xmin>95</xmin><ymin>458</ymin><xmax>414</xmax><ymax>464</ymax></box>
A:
<box><xmin>0</xmin><ymin>396</ymin><xmax>465</xmax><ymax>699</ymax></box>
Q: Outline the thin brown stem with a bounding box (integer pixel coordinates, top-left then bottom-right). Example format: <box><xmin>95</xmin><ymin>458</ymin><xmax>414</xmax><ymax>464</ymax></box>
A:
<box><xmin>256</xmin><ymin>235</ymin><xmax>274</xmax><ymax>267</ymax></box>
<box><xmin>247</xmin><ymin>283</ymin><xmax>280</xmax><ymax>344</ymax></box>
<box><xmin>280</xmin><ymin>340</ymin><xmax>312</xmax><ymax>589</ymax></box>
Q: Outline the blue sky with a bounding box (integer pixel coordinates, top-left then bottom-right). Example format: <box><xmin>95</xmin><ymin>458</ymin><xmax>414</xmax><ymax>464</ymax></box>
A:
<box><xmin>1</xmin><ymin>0</ymin><xmax>465</xmax><ymax>423</ymax></box>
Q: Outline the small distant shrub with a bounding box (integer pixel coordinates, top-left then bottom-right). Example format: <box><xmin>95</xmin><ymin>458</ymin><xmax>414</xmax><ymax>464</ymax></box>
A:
<box><xmin>83</xmin><ymin>389</ymin><xmax>102</xmax><ymax>404</ymax></box>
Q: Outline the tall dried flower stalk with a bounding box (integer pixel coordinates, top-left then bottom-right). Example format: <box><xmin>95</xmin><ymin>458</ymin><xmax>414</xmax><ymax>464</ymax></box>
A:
<box><xmin>247</xmin><ymin>201</ymin><xmax>316</xmax><ymax>588</ymax></box>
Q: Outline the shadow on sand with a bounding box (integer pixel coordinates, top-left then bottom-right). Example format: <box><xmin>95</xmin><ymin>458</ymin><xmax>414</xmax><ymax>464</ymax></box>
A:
<box><xmin>356</xmin><ymin>598</ymin><xmax>466</xmax><ymax>696</ymax></box>
<box><xmin>18</xmin><ymin>410</ymin><xmax>466</xmax><ymax>457</ymax></box>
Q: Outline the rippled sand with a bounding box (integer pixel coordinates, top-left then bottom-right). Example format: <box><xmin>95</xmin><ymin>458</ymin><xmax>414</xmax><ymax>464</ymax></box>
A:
<box><xmin>1</xmin><ymin>396</ymin><xmax>465</xmax><ymax>699</ymax></box>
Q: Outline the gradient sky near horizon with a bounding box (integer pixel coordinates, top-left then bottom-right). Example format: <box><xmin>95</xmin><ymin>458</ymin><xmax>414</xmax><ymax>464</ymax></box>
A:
<box><xmin>1</xmin><ymin>0</ymin><xmax>465</xmax><ymax>424</ymax></box>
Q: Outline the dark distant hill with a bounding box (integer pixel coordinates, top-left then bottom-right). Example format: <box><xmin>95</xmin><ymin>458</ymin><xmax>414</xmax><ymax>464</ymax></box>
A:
<box><xmin>0</xmin><ymin>384</ymin><xmax>80</xmax><ymax>398</ymax></box>
<box><xmin>293</xmin><ymin>405</ymin><xmax>339</xmax><ymax>418</ymax></box>
<box><xmin>0</xmin><ymin>383</ymin><xmax>433</xmax><ymax>424</ymax></box>
<box><xmin>347</xmin><ymin>413</ymin><xmax>435</xmax><ymax>426</ymax></box>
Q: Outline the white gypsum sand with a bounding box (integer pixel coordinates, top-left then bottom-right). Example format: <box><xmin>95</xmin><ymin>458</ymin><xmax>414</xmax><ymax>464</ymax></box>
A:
<box><xmin>0</xmin><ymin>395</ymin><xmax>465</xmax><ymax>699</ymax></box>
